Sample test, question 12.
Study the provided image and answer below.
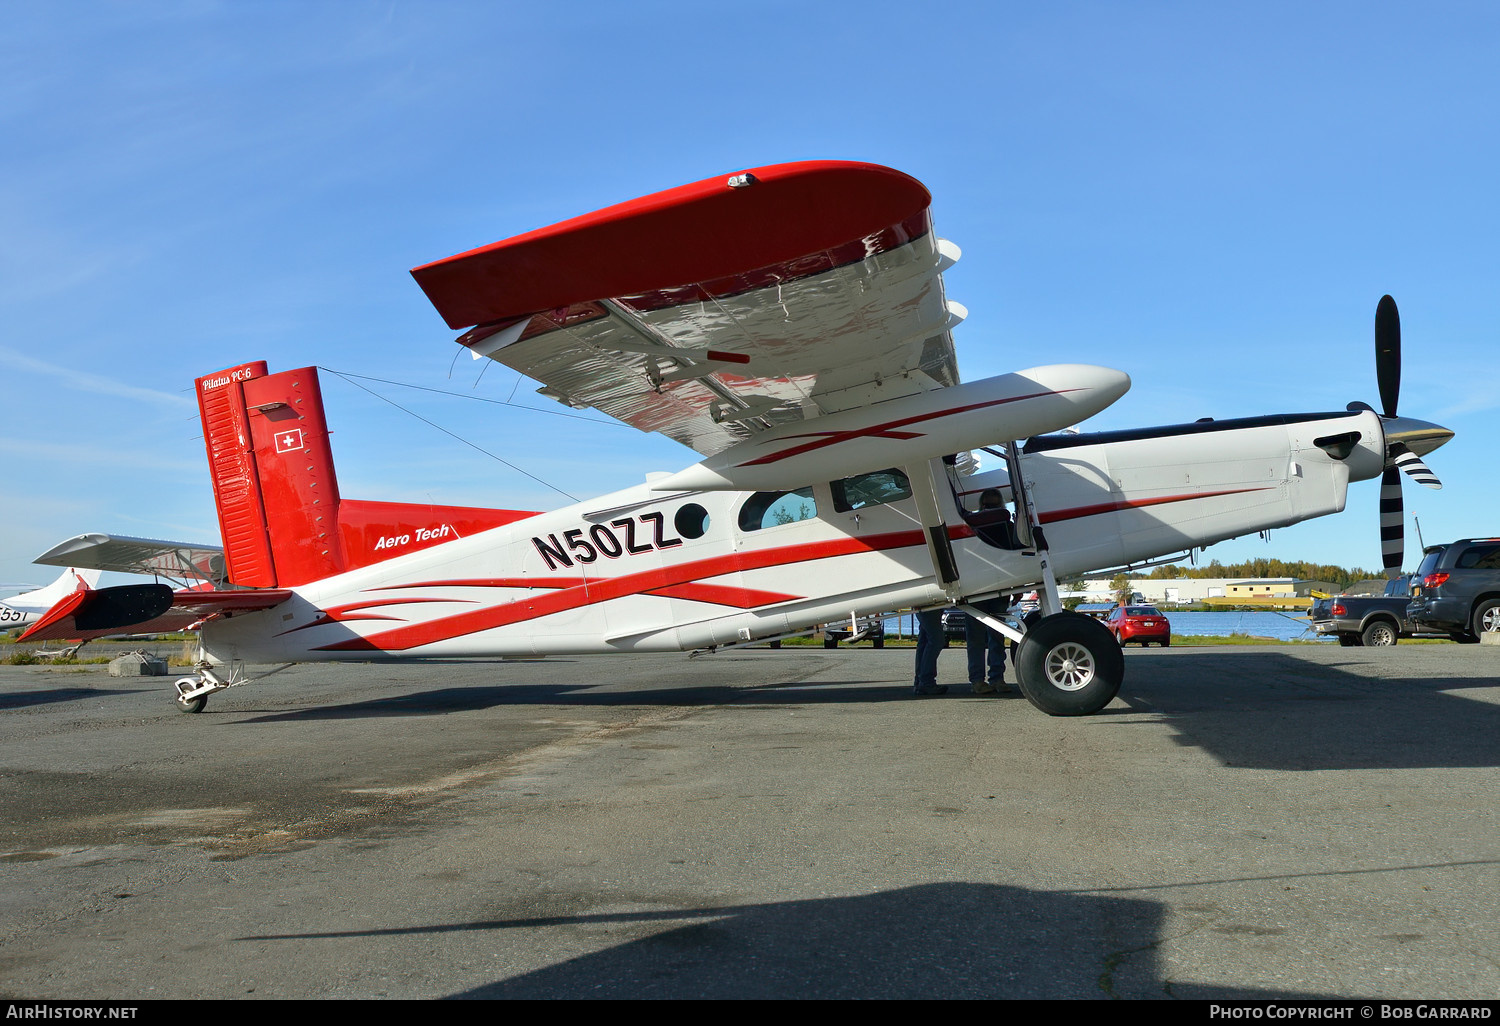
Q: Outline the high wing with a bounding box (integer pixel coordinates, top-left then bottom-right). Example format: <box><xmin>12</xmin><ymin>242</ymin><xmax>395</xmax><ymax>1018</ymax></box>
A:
<box><xmin>411</xmin><ymin>161</ymin><xmax>965</xmax><ymax>457</ymax></box>
<box><xmin>35</xmin><ymin>533</ymin><xmax>227</xmax><ymax>589</ymax></box>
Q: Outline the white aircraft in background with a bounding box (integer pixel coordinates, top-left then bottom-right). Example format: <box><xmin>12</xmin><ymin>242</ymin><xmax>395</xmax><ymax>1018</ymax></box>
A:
<box><xmin>21</xmin><ymin>161</ymin><xmax>1454</xmax><ymax>716</ymax></box>
<box><xmin>1</xmin><ymin>567</ymin><xmax>100</xmax><ymax>630</ymax></box>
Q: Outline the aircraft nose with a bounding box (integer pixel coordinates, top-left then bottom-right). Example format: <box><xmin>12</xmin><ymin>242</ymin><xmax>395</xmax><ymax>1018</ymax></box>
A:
<box><xmin>1383</xmin><ymin>415</ymin><xmax>1455</xmax><ymax>457</ymax></box>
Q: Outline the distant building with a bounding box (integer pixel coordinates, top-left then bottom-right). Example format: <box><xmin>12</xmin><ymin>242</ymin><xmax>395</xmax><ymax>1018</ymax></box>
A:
<box><xmin>1078</xmin><ymin>577</ymin><xmax>1314</xmax><ymax>605</ymax></box>
<box><xmin>1226</xmin><ymin>579</ymin><xmax>1297</xmax><ymax>598</ymax></box>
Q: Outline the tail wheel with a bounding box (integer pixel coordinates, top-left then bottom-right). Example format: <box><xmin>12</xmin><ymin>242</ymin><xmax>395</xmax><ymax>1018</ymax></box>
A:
<box><xmin>1361</xmin><ymin>620</ymin><xmax>1399</xmax><ymax>647</ymax></box>
<box><xmin>1014</xmin><ymin>612</ymin><xmax>1125</xmax><ymax>717</ymax></box>
<box><xmin>174</xmin><ymin>676</ymin><xmax>207</xmax><ymax>714</ymax></box>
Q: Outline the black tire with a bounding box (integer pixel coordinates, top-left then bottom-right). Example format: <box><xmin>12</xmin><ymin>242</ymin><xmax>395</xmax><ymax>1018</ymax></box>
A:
<box><xmin>1337</xmin><ymin>633</ymin><xmax>1361</xmax><ymax>647</ymax></box>
<box><xmin>1473</xmin><ymin>599</ymin><xmax>1500</xmax><ymax>637</ymax></box>
<box><xmin>1014</xmin><ymin>612</ymin><xmax>1124</xmax><ymax>717</ymax></box>
<box><xmin>1452</xmin><ymin>632</ymin><xmax>1481</xmax><ymax>645</ymax></box>
<box><xmin>1361</xmin><ymin>620</ymin><xmax>1399</xmax><ymax>647</ymax></box>
<box><xmin>1161</xmin><ymin>638</ymin><xmax>1171</xmax><ymax>648</ymax></box>
<box><xmin>174</xmin><ymin>677</ymin><xmax>207</xmax><ymax>714</ymax></box>
<box><xmin>823</xmin><ymin>637</ymin><xmax>837</xmax><ymax>649</ymax></box>
<box><xmin>872</xmin><ymin>636</ymin><xmax>885</xmax><ymax>649</ymax></box>
<box><xmin>769</xmin><ymin>639</ymin><xmax>782</xmax><ymax>650</ymax></box>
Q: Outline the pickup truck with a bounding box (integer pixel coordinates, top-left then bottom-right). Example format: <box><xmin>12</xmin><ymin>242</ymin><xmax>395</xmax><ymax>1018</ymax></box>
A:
<box><xmin>1312</xmin><ymin>575</ymin><xmax>1446</xmax><ymax>646</ymax></box>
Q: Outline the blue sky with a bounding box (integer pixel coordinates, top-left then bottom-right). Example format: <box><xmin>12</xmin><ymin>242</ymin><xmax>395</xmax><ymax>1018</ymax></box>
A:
<box><xmin>2</xmin><ymin>0</ymin><xmax>1496</xmax><ymax>592</ymax></box>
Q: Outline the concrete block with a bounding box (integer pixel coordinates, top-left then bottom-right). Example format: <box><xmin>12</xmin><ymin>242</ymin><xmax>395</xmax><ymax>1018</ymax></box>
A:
<box><xmin>108</xmin><ymin>651</ymin><xmax>168</xmax><ymax>676</ymax></box>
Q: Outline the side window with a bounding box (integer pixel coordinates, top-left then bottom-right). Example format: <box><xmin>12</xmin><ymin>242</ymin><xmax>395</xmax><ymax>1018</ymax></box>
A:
<box><xmin>738</xmin><ymin>487</ymin><xmax>818</xmax><ymax>532</ymax></box>
<box><xmin>830</xmin><ymin>469</ymin><xmax>912</xmax><ymax>513</ymax></box>
<box><xmin>1467</xmin><ymin>544</ymin><xmax>1500</xmax><ymax>570</ymax></box>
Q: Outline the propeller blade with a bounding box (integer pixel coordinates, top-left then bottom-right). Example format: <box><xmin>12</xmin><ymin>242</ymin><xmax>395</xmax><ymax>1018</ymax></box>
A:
<box><xmin>1389</xmin><ymin>442</ymin><xmax>1442</xmax><ymax>490</ymax></box>
<box><xmin>1379</xmin><ymin>465</ymin><xmax>1404</xmax><ymax>578</ymax></box>
<box><xmin>1375</xmin><ymin>294</ymin><xmax>1401</xmax><ymax>418</ymax></box>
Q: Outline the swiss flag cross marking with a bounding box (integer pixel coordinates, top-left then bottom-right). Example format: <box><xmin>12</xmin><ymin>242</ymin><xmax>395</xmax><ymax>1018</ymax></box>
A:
<box><xmin>274</xmin><ymin>428</ymin><xmax>304</xmax><ymax>454</ymax></box>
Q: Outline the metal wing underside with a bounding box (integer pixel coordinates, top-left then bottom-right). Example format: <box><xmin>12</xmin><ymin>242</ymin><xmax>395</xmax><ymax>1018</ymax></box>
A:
<box><xmin>34</xmin><ymin>533</ymin><xmax>227</xmax><ymax>588</ymax></box>
<box><xmin>482</xmin><ymin>237</ymin><xmax>961</xmax><ymax>456</ymax></box>
<box><xmin>411</xmin><ymin>162</ymin><xmax>964</xmax><ymax>458</ymax></box>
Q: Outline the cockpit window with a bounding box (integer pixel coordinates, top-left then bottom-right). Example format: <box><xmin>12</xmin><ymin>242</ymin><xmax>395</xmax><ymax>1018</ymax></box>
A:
<box><xmin>738</xmin><ymin>487</ymin><xmax>818</xmax><ymax>532</ymax></box>
<box><xmin>831</xmin><ymin>469</ymin><xmax>912</xmax><ymax>513</ymax></box>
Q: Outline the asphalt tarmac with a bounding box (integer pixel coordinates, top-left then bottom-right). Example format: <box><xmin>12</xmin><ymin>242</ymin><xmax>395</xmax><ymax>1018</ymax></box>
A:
<box><xmin>1</xmin><ymin>642</ymin><xmax>1497</xmax><ymax>1000</ymax></box>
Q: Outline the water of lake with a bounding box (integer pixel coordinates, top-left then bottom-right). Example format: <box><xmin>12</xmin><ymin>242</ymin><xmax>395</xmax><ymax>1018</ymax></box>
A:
<box><xmin>880</xmin><ymin>609</ymin><xmax>1327</xmax><ymax>642</ymax></box>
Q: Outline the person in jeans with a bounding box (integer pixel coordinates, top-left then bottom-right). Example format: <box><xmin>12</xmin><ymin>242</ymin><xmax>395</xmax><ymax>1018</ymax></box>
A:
<box><xmin>912</xmin><ymin>608</ymin><xmax>947</xmax><ymax>695</ymax></box>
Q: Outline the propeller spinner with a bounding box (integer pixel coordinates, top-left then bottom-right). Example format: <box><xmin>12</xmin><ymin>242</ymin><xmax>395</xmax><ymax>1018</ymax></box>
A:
<box><xmin>1370</xmin><ymin>295</ymin><xmax>1455</xmax><ymax>578</ymax></box>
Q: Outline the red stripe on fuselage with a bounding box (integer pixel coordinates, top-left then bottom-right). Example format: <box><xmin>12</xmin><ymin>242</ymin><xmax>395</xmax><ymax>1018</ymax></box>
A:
<box><xmin>314</xmin><ymin>526</ymin><xmax>946</xmax><ymax>652</ymax></box>
<box><xmin>1037</xmin><ymin>487</ymin><xmax>1274</xmax><ymax>524</ymax></box>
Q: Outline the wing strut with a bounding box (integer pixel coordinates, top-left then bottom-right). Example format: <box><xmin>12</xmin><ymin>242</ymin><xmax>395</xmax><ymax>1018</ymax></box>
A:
<box><xmin>903</xmin><ymin>459</ymin><xmax>962</xmax><ymax>593</ymax></box>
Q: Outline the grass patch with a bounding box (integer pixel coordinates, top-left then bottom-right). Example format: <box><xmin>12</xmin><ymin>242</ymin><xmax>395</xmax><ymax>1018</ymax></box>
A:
<box><xmin>1</xmin><ymin>651</ymin><xmax>113</xmax><ymax>665</ymax></box>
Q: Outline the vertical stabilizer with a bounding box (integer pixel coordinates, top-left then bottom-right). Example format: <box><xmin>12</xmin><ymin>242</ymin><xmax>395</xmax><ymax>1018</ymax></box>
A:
<box><xmin>196</xmin><ymin>363</ymin><xmax>346</xmax><ymax>588</ymax></box>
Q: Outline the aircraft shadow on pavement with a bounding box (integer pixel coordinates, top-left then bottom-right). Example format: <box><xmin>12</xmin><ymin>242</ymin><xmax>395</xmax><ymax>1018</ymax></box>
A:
<box><xmin>1118</xmin><ymin>651</ymin><xmax>1500</xmax><ymax>772</ymax></box>
<box><xmin>239</xmin><ymin>881</ymin><xmax>1318</xmax><ymax>1000</ymax></box>
<box><xmin>0</xmin><ymin>685</ymin><xmax>155</xmax><ymax>710</ymax></box>
<box><xmin>234</xmin><ymin>680</ymin><xmax>917</xmax><ymax>723</ymax></box>
<box><xmin>234</xmin><ymin>651</ymin><xmax>1500</xmax><ymax>776</ymax></box>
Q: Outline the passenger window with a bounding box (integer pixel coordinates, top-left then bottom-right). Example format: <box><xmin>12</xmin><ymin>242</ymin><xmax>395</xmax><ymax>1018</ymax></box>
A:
<box><xmin>831</xmin><ymin>469</ymin><xmax>912</xmax><ymax>513</ymax></box>
<box><xmin>738</xmin><ymin>487</ymin><xmax>818</xmax><ymax>532</ymax></box>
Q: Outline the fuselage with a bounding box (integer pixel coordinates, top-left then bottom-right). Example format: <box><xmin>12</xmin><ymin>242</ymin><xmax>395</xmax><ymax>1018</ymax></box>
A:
<box><xmin>199</xmin><ymin>408</ymin><xmax>1387</xmax><ymax>664</ymax></box>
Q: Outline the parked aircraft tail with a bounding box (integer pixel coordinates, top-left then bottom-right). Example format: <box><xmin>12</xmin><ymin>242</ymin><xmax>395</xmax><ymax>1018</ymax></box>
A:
<box><xmin>195</xmin><ymin>362</ymin><xmax>537</xmax><ymax>589</ymax></box>
<box><xmin>4</xmin><ymin>567</ymin><xmax>100</xmax><ymax>610</ymax></box>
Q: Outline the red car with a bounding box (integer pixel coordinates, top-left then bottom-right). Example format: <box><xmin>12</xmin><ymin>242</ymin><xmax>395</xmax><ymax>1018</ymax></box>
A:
<box><xmin>1106</xmin><ymin>604</ymin><xmax>1171</xmax><ymax>647</ymax></box>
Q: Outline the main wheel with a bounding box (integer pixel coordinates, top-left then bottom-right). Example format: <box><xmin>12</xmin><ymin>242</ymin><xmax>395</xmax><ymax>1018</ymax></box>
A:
<box><xmin>872</xmin><ymin>636</ymin><xmax>885</xmax><ymax>649</ymax></box>
<box><xmin>823</xmin><ymin>636</ymin><xmax>837</xmax><ymax>649</ymax></box>
<box><xmin>1013</xmin><ymin>612</ymin><xmax>1125</xmax><ymax>717</ymax></box>
<box><xmin>174</xmin><ymin>677</ymin><xmax>207</xmax><ymax>714</ymax></box>
<box><xmin>1361</xmin><ymin>620</ymin><xmax>1398</xmax><ymax>647</ymax></box>
<box><xmin>1473</xmin><ymin>599</ymin><xmax>1500</xmax><ymax>637</ymax></box>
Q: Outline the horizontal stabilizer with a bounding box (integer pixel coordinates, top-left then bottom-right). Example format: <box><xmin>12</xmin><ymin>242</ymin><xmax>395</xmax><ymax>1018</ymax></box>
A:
<box><xmin>20</xmin><ymin>585</ymin><xmax>292</xmax><ymax>643</ymax></box>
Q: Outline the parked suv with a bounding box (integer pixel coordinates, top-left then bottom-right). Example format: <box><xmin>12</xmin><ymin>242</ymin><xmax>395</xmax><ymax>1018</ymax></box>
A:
<box><xmin>1406</xmin><ymin>539</ymin><xmax>1500</xmax><ymax>642</ymax></box>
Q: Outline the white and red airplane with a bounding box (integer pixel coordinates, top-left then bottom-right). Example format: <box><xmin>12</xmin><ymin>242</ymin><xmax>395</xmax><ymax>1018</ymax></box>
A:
<box><xmin>20</xmin><ymin>161</ymin><xmax>1454</xmax><ymax>715</ymax></box>
<box><xmin>1</xmin><ymin>567</ymin><xmax>100</xmax><ymax>630</ymax></box>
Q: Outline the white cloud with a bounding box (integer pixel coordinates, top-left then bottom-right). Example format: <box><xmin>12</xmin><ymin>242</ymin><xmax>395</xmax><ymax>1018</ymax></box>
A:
<box><xmin>0</xmin><ymin>347</ymin><xmax>195</xmax><ymax>408</ymax></box>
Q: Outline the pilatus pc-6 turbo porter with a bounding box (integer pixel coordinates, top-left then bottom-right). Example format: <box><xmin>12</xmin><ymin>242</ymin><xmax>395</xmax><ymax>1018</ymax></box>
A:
<box><xmin>22</xmin><ymin>162</ymin><xmax>1454</xmax><ymax>716</ymax></box>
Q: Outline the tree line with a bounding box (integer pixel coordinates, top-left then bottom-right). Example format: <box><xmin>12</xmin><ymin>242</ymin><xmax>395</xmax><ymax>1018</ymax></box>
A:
<box><xmin>1127</xmin><ymin>558</ymin><xmax>1383</xmax><ymax>591</ymax></box>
